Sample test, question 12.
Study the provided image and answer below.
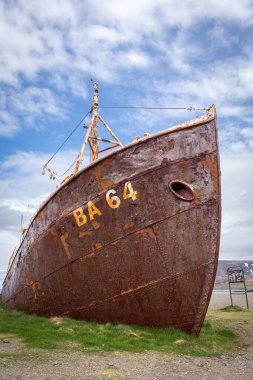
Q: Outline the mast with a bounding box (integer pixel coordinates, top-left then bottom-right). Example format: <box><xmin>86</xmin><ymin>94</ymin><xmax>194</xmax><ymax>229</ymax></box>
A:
<box><xmin>64</xmin><ymin>80</ymin><xmax>123</xmax><ymax>182</ymax></box>
<box><xmin>90</xmin><ymin>81</ymin><xmax>99</xmax><ymax>161</ymax></box>
<box><xmin>43</xmin><ymin>85</ymin><xmax>214</xmax><ymax>186</ymax></box>
<box><xmin>72</xmin><ymin>80</ymin><xmax>99</xmax><ymax>175</ymax></box>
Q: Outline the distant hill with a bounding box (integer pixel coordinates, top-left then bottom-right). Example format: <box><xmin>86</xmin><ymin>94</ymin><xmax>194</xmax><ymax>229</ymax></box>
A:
<box><xmin>215</xmin><ymin>260</ymin><xmax>253</xmax><ymax>289</ymax></box>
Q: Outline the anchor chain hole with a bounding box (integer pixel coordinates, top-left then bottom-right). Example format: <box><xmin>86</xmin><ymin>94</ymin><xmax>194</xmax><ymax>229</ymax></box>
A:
<box><xmin>169</xmin><ymin>180</ymin><xmax>195</xmax><ymax>201</ymax></box>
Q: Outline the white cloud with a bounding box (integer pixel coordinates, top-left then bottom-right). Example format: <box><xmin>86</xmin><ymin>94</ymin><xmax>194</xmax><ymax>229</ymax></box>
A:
<box><xmin>1</xmin><ymin>0</ymin><xmax>252</xmax><ymax>87</ymax></box>
<box><xmin>208</xmin><ymin>25</ymin><xmax>236</xmax><ymax>50</ymax></box>
<box><xmin>0</xmin><ymin>230</ymin><xmax>19</xmax><ymax>270</ymax></box>
<box><xmin>119</xmin><ymin>50</ymin><xmax>150</xmax><ymax>68</ymax></box>
<box><xmin>83</xmin><ymin>0</ymin><xmax>253</xmax><ymax>29</ymax></box>
<box><xmin>219</xmin><ymin>123</ymin><xmax>253</xmax><ymax>152</ymax></box>
<box><xmin>12</xmin><ymin>87</ymin><xmax>68</xmax><ymax>118</ymax></box>
<box><xmin>0</xmin><ymin>110</ymin><xmax>19</xmax><ymax>137</ymax></box>
<box><xmin>0</xmin><ymin>0</ymin><xmax>253</xmax><ymax>268</ymax></box>
<box><xmin>140</xmin><ymin>47</ymin><xmax>253</xmax><ymax>123</ymax></box>
<box><xmin>1</xmin><ymin>0</ymin><xmax>253</xmax><ymax>139</ymax></box>
<box><xmin>241</xmin><ymin>127</ymin><xmax>253</xmax><ymax>138</ymax></box>
<box><xmin>220</xmin><ymin>149</ymin><xmax>253</xmax><ymax>260</ymax></box>
<box><xmin>218</xmin><ymin>122</ymin><xmax>253</xmax><ymax>260</ymax></box>
<box><xmin>0</xmin><ymin>148</ymin><xmax>91</xmax><ymax>268</ymax></box>
<box><xmin>0</xmin><ymin>86</ymin><xmax>69</xmax><ymax>137</ymax></box>
<box><xmin>214</xmin><ymin>122</ymin><xmax>253</xmax><ymax>260</ymax></box>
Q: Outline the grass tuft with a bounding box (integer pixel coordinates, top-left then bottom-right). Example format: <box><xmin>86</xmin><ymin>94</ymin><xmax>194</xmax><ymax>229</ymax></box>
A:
<box><xmin>0</xmin><ymin>353</ymin><xmax>14</xmax><ymax>358</ymax></box>
<box><xmin>218</xmin><ymin>305</ymin><xmax>246</xmax><ymax>312</ymax></box>
<box><xmin>0</xmin><ymin>299</ymin><xmax>243</xmax><ymax>356</ymax></box>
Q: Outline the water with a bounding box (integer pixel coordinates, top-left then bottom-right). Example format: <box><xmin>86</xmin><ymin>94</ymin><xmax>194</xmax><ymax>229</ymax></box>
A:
<box><xmin>213</xmin><ymin>289</ymin><xmax>253</xmax><ymax>294</ymax></box>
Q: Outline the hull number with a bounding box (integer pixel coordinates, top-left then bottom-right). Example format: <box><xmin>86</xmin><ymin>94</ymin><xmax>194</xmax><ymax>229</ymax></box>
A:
<box><xmin>73</xmin><ymin>181</ymin><xmax>137</xmax><ymax>227</ymax></box>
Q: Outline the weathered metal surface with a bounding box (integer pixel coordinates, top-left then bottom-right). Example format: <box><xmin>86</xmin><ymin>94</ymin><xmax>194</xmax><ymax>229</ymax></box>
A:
<box><xmin>2</xmin><ymin>113</ymin><xmax>221</xmax><ymax>336</ymax></box>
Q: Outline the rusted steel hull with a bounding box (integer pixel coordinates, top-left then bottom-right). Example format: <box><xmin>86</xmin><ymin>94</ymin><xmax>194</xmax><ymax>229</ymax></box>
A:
<box><xmin>2</xmin><ymin>114</ymin><xmax>221</xmax><ymax>336</ymax></box>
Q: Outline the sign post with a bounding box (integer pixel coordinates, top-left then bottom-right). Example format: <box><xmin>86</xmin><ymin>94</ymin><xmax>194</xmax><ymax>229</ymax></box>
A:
<box><xmin>227</xmin><ymin>266</ymin><xmax>249</xmax><ymax>310</ymax></box>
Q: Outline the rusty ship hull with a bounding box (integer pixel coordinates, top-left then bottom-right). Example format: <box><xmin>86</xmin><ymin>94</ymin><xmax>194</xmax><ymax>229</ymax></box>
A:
<box><xmin>2</xmin><ymin>112</ymin><xmax>220</xmax><ymax>336</ymax></box>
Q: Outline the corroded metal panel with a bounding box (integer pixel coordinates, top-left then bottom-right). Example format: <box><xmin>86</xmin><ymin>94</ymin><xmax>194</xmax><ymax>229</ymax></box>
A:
<box><xmin>2</xmin><ymin>115</ymin><xmax>221</xmax><ymax>336</ymax></box>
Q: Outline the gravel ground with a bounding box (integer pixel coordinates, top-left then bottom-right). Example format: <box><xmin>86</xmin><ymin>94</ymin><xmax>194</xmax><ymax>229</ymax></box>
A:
<box><xmin>0</xmin><ymin>343</ymin><xmax>252</xmax><ymax>380</ymax></box>
<box><xmin>1</xmin><ymin>294</ymin><xmax>252</xmax><ymax>380</ymax></box>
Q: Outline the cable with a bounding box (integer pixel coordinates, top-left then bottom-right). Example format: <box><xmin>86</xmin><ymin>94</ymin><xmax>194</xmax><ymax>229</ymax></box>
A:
<box><xmin>99</xmin><ymin>106</ymin><xmax>209</xmax><ymax>111</ymax></box>
<box><xmin>58</xmin><ymin>154</ymin><xmax>79</xmax><ymax>177</ymax></box>
<box><xmin>44</xmin><ymin>109</ymin><xmax>91</xmax><ymax>168</ymax></box>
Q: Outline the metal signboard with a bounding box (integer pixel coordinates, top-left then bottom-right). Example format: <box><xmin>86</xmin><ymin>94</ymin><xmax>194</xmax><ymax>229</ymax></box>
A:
<box><xmin>227</xmin><ymin>266</ymin><xmax>249</xmax><ymax>309</ymax></box>
<box><xmin>228</xmin><ymin>268</ymin><xmax>244</xmax><ymax>283</ymax></box>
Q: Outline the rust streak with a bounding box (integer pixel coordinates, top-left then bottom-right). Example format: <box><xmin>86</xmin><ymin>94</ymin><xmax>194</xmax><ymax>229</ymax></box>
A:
<box><xmin>111</xmin><ymin>240</ymin><xmax>120</xmax><ymax>245</ymax></box>
<box><xmin>98</xmin><ymin>178</ymin><xmax>115</xmax><ymax>192</ymax></box>
<box><xmin>135</xmin><ymin>226</ymin><xmax>169</xmax><ymax>273</ymax></box>
<box><xmin>80</xmin><ymin>251</ymin><xmax>95</xmax><ymax>261</ymax></box>
<box><xmin>49</xmin><ymin>226</ymin><xmax>58</xmax><ymax>237</ymax></box>
<box><xmin>92</xmin><ymin>220</ymin><xmax>100</xmax><ymax>230</ymax></box>
<box><xmin>4</xmin><ymin>199</ymin><xmax>215</xmax><ymax>303</ymax></box>
<box><xmin>32</xmin><ymin>283</ymin><xmax>37</xmax><ymax>299</ymax></box>
<box><xmin>134</xmin><ymin>226</ymin><xmax>157</xmax><ymax>242</ymax></box>
<box><xmin>5</xmin><ymin>140</ymin><xmax>217</xmax><ymax>280</ymax></box>
<box><xmin>201</xmin><ymin>153</ymin><xmax>219</xmax><ymax>192</ymax></box>
<box><xmin>79</xmin><ymin>231</ymin><xmax>92</xmax><ymax>238</ymax></box>
<box><xmin>70</xmin><ymin>260</ymin><xmax>214</xmax><ymax>313</ymax></box>
<box><xmin>94</xmin><ymin>159</ymin><xmax>114</xmax><ymax>192</ymax></box>
<box><xmin>60</xmin><ymin>232</ymin><xmax>71</xmax><ymax>259</ymax></box>
<box><xmin>123</xmin><ymin>222</ymin><xmax>135</xmax><ymax>230</ymax></box>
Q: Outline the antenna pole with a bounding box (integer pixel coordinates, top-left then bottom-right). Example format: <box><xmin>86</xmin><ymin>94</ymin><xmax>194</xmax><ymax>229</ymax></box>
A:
<box><xmin>90</xmin><ymin>80</ymin><xmax>99</xmax><ymax>161</ymax></box>
<box><xmin>62</xmin><ymin>81</ymin><xmax>123</xmax><ymax>183</ymax></box>
<box><xmin>71</xmin><ymin>80</ymin><xmax>98</xmax><ymax>179</ymax></box>
<box><xmin>72</xmin><ymin>81</ymin><xmax>99</xmax><ymax>176</ymax></box>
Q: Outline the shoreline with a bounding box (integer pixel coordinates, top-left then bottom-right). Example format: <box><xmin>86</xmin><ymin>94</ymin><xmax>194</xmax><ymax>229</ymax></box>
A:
<box><xmin>209</xmin><ymin>291</ymin><xmax>253</xmax><ymax>310</ymax></box>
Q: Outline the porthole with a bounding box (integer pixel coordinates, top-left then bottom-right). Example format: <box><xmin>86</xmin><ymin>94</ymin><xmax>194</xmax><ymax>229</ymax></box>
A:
<box><xmin>169</xmin><ymin>180</ymin><xmax>195</xmax><ymax>201</ymax></box>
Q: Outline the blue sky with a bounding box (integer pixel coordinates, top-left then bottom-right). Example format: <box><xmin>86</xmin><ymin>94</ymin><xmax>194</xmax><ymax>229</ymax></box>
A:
<box><xmin>0</xmin><ymin>0</ymin><xmax>253</xmax><ymax>269</ymax></box>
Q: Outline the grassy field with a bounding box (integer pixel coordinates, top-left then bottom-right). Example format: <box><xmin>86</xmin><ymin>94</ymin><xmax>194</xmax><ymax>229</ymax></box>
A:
<box><xmin>0</xmin><ymin>300</ymin><xmax>252</xmax><ymax>357</ymax></box>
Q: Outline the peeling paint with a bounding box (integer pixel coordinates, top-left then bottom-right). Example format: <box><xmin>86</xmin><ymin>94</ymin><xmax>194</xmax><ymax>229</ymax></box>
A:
<box><xmin>92</xmin><ymin>220</ymin><xmax>100</xmax><ymax>230</ymax></box>
<box><xmin>94</xmin><ymin>242</ymin><xmax>102</xmax><ymax>249</ymax></box>
<box><xmin>49</xmin><ymin>226</ymin><xmax>58</xmax><ymax>237</ymax></box>
<box><xmin>79</xmin><ymin>231</ymin><xmax>92</xmax><ymax>238</ymax></box>
<box><xmin>134</xmin><ymin>226</ymin><xmax>158</xmax><ymax>242</ymax></box>
<box><xmin>123</xmin><ymin>222</ymin><xmax>135</xmax><ymax>230</ymax></box>
<box><xmin>60</xmin><ymin>232</ymin><xmax>72</xmax><ymax>259</ymax></box>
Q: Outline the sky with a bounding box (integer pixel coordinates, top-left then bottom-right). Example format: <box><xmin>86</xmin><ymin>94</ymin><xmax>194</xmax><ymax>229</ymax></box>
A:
<box><xmin>0</xmin><ymin>0</ymin><xmax>253</xmax><ymax>270</ymax></box>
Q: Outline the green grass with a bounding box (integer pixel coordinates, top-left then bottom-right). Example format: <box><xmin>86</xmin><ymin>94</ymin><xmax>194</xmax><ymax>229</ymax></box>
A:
<box><xmin>0</xmin><ymin>353</ymin><xmax>14</xmax><ymax>358</ymax></box>
<box><xmin>206</xmin><ymin>306</ymin><xmax>253</xmax><ymax>348</ymax></box>
<box><xmin>218</xmin><ymin>305</ymin><xmax>246</xmax><ymax>312</ymax></box>
<box><xmin>0</xmin><ymin>300</ymin><xmax>241</xmax><ymax>356</ymax></box>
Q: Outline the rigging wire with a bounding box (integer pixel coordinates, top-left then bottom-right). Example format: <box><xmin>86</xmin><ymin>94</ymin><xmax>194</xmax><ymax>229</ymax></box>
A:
<box><xmin>58</xmin><ymin>154</ymin><xmax>79</xmax><ymax>177</ymax></box>
<box><xmin>44</xmin><ymin>105</ymin><xmax>206</xmax><ymax>168</ymax></box>
<box><xmin>44</xmin><ymin>109</ymin><xmax>92</xmax><ymax>168</ymax></box>
<box><xmin>43</xmin><ymin>104</ymin><xmax>209</xmax><ymax>179</ymax></box>
<box><xmin>99</xmin><ymin>106</ymin><xmax>209</xmax><ymax>111</ymax></box>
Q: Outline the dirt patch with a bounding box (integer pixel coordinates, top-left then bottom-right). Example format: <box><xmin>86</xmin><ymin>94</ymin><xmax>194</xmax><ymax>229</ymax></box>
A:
<box><xmin>0</xmin><ymin>344</ymin><xmax>252</xmax><ymax>380</ymax></box>
<box><xmin>0</xmin><ymin>331</ymin><xmax>252</xmax><ymax>379</ymax></box>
